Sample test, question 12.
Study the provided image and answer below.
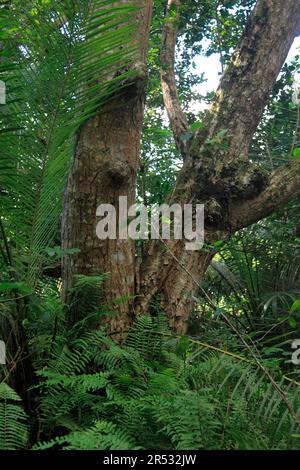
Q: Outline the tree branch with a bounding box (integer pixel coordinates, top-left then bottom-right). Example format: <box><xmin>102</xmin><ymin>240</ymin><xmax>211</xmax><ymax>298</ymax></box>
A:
<box><xmin>230</xmin><ymin>158</ymin><xmax>300</xmax><ymax>230</ymax></box>
<box><xmin>161</xmin><ymin>0</ymin><xmax>189</xmax><ymax>157</ymax></box>
<box><xmin>138</xmin><ymin>1</ymin><xmax>300</xmax><ymax>333</ymax></box>
<box><xmin>192</xmin><ymin>0</ymin><xmax>300</xmax><ymax>164</ymax></box>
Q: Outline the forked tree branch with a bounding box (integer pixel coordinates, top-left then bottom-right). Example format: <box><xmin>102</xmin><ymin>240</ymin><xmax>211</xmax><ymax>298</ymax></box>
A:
<box><xmin>230</xmin><ymin>158</ymin><xmax>300</xmax><ymax>231</ymax></box>
<box><xmin>139</xmin><ymin>0</ymin><xmax>300</xmax><ymax>333</ymax></box>
<box><xmin>160</xmin><ymin>0</ymin><xmax>189</xmax><ymax>158</ymax></box>
<box><xmin>193</xmin><ymin>0</ymin><xmax>300</xmax><ymax>165</ymax></box>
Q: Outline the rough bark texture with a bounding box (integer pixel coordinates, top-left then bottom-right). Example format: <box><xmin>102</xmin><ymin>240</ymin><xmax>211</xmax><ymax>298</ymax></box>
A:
<box><xmin>137</xmin><ymin>0</ymin><xmax>300</xmax><ymax>334</ymax></box>
<box><xmin>62</xmin><ymin>0</ymin><xmax>300</xmax><ymax>336</ymax></box>
<box><xmin>160</xmin><ymin>0</ymin><xmax>189</xmax><ymax>157</ymax></box>
<box><xmin>230</xmin><ymin>158</ymin><xmax>300</xmax><ymax>231</ymax></box>
<box><xmin>202</xmin><ymin>0</ymin><xmax>300</xmax><ymax>164</ymax></box>
<box><xmin>138</xmin><ymin>239</ymin><xmax>216</xmax><ymax>331</ymax></box>
<box><xmin>62</xmin><ymin>1</ymin><xmax>152</xmax><ymax>332</ymax></box>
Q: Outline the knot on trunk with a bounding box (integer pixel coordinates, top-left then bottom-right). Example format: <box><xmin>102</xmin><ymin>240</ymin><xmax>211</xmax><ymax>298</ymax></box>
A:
<box><xmin>115</xmin><ymin>61</ymin><xmax>148</xmax><ymax>97</ymax></box>
<box><xmin>220</xmin><ymin>161</ymin><xmax>269</xmax><ymax>199</ymax></box>
<box><xmin>194</xmin><ymin>160</ymin><xmax>269</xmax><ymax>201</ymax></box>
<box><xmin>104</xmin><ymin>159</ymin><xmax>131</xmax><ymax>187</ymax></box>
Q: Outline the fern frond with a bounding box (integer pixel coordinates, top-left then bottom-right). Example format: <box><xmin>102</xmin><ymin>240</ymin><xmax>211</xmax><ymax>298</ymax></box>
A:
<box><xmin>63</xmin><ymin>420</ymin><xmax>139</xmax><ymax>450</ymax></box>
<box><xmin>0</xmin><ymin>383</ymin><xmax>28</xmax><ymax>450</ymax></box>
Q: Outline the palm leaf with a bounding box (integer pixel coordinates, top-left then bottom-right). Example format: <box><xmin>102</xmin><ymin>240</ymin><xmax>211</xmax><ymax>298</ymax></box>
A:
<box><xmin>0</xmin><ymin>0</ymin><xmax>140</xmax><ymax>285</ymax></box>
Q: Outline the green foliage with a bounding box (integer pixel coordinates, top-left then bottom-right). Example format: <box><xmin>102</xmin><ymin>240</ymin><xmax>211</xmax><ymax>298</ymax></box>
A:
<box><xmin>0</xmin><ymin>383</ymin><xmax>29</xmax><ymax>450</ymax></box>
<box><xmin>34</xmin><ymin>420</ymin><xmax>138</xmax><ymax>450</ymax></box>
<box><xmin>1</xmin><ymin>0</ymin><xmax>300</xmax><ymax>454</ymax></box>
<box><xmin>1</xmin><ymin>273</ymin><xmax>300</xmax><ymax>451</ymax></box>
<box><xmin>198</xmin><ymin>226</ymin><xmax>300</xmax><ymax>337</ymax></box>
<box><xmin>27</xmin><ymin>314</ymin><xmax>300</xmax><ymax>450</ymax></box>
<box><xmin>0</xmin><ymin>0</ymin><xmax>140</xmax><ymax>286</ymax></box>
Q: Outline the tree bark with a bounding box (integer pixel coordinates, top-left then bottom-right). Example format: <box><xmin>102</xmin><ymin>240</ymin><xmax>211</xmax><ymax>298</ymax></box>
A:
<box><xmin>62</xmin><ymin>1</ymin><xmax>153</xmax><ymax>333</ymax></box>
<box><xmin>137</xmin><ymin>0</ymin><xmax>300</xmax><ymax>334</ymax></box>
<box><xmin>230</xmin><ymin>158</ymin><xmax>300</xmax><ymax>230</ymax></box>
<box><xmin>160</xmin><ymin>0</ymin><xmax>189</xmax><ymax>157</ymax></box>
<box><xmin>62</xmin><ymin>0</ymin><xmax>300</xmax><ymax>336</ymax></box>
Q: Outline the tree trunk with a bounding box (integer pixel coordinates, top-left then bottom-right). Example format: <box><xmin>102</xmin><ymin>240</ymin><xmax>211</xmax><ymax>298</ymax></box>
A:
<box><xmin>62</xmin><ymin>0</ymin><xmax>300</xmax><ymax>336</ymax></box>
<box><xmin>62</xmin><ymin>1</ymin><xmax>152</xmax><ymax>332</ymax></box>
<box><xmin>137</xmin><ymin>0</ymin><xmax>300</xmax><ymax>334</ymax></box>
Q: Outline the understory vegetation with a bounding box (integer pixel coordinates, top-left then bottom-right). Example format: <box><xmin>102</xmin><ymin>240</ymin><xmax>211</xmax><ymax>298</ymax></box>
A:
<box><xmin>1</xmin><ymin>255</ymin><xmax>300</xmax><ymax>450</ymax></box>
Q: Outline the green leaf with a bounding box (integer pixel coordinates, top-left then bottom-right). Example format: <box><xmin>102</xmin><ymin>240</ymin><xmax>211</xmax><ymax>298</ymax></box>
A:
<box><xmin>288</xmin><ymin>317</ymin><xmax>297</xmax><ymax>329</ymax></box>
<box><xmin>175</xmin><ymin>336</ymin><xmax>190</xmax><ymax>358</ymax></box>
<box><xmin>290</xmin><ymin>300</ymin><xmax>300</xmax><ymax>313</ymax></box>
<box><xmin>264</xmin><ymin>347</ymin><xmax>284</xmax><ymax>356</ymax></box>
<box><xmin>0</xmin><ymin>282</ymin><xmax>28</xmax><ymax>293</ymax></box>
<box><xmin>216</xmin><ymin>129</ymin><xmax>228</xmax><ymax>138</ymax></box>
<box><xmin>45</xmin><ymin>248</ymin><xmax>57</xmax><ymax>257</ymax></box>
<box><xmin>45</xmin><ymin>246</ymin><xmax>80</xmax><ymax>258</ymax></box>
<box><xmin>190</xmin><ymin>121</ymin><xmax>204</xmax><ymax>132</ymax></box>
<box><xmin>292</xmin><ymin>148</ymin><xmax>300</xmax><ymax>158</ymax></box>
<box><xmin>161</xmin><ymin>215</ymin><xmax>171</xmax><ymax>225</ymax></box>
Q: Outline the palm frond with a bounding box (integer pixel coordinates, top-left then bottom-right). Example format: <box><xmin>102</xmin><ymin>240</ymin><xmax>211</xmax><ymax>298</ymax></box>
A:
<box><xmin>0</xmin><ymin>0</ymin><xmax>140</xmax><ymax>285</ymax></box>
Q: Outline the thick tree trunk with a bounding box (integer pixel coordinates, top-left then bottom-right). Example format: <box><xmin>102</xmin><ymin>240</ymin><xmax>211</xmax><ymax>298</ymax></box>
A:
<box><xmin>62</xmin><ymin>0</ymin><xmax>300</xmax><ymax>336</ymax></box>
<box><xmin>62</xmin><ymin>95</ymin><xmax>142</xmax><ymax>331</ymax></box>
<box><xmin>137</xmin><ymin>0</ymin><xmax>300</xmax><ymax>334</ymax></box>
<box><xmin>62</xmin><ymin>1</ymin><xmax>152</xmax><ymax>332</ymax></box>
<box><xmin>138</xmin><ymin>240</ymin><xmax>215</xmax><ymax>333</ymax></box>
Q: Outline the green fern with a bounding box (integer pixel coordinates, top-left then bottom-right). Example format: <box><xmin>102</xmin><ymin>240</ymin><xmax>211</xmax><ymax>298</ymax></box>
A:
<box><xmin>0</xmin><ymin>383</ymin><xmax>29</xmax><ymax>450</ymax></box>
<box><xmin>34</xmin><ymin>314</ymin><xmax>300</xmax><ymax>450</ymax></box>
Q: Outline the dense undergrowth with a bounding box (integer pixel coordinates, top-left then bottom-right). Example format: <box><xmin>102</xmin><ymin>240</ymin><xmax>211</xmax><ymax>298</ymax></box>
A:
<box><xmin>1</xmin><ymin>0</ymin><xmax>300</xmax><ymax>452</ymax></box>
<box><xmin>1</xmin><ymin>273</ymin><xmax>300</xmax><ymax>450</ymax></box>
